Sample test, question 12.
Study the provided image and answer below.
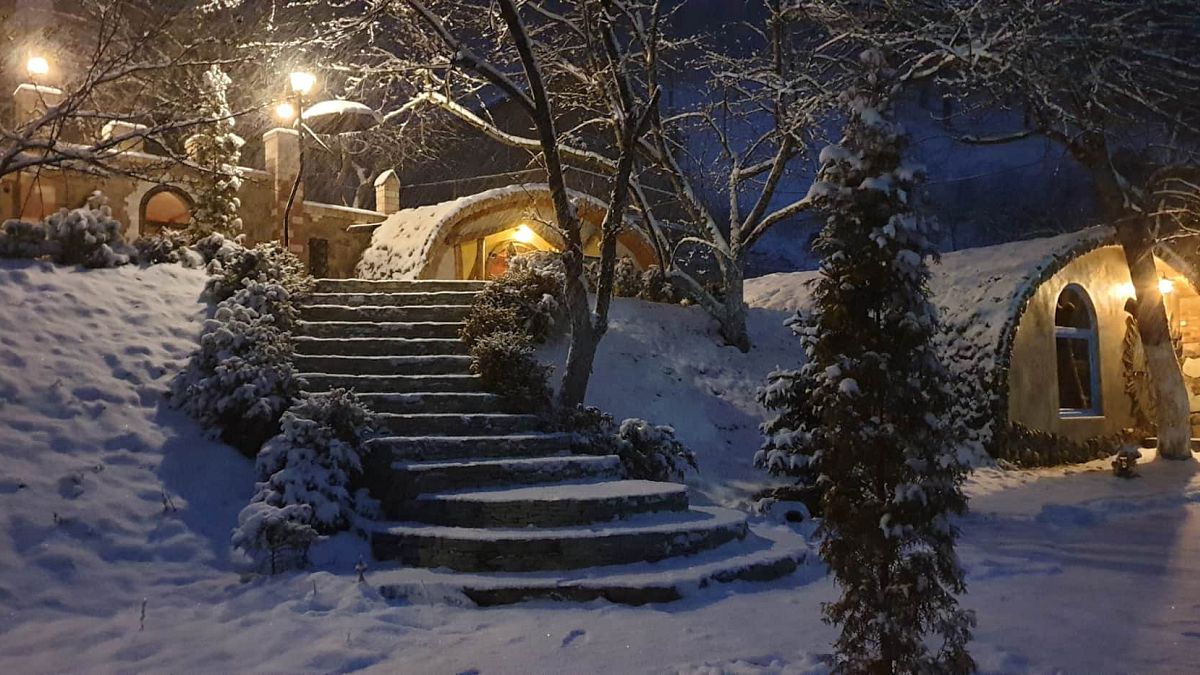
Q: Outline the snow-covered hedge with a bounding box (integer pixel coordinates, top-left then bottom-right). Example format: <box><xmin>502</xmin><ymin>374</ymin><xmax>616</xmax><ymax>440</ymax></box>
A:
<box><xmin>0</xmin><ymin>192</ymin><xmax>136</xmax><ymax>268</ymax></box>
<box><xmin>202</xmin><ymin>240</ymin><xmax>312</xmax><ymax>316</ymax></box>
<box><xmin>560</xmin><ymin>406</ymin><xmax>697</xmax><ymax>483</ymax></box>
<box><xmin>461</xmin><ymin>257</ymin><xmax>565</xmax><ymax>410</ymax></box>
<box><xmin>991</xmin><ymin>423</ymin><xmax>1133</xmax><ymax>468</ymax></box>
<box><xmin>169</xmin><ymin>280</ymin><xmax>302</xmax><ymax>455</ymax></box>
<box><xmin>232</xmin><ymin>390</ymin><xmax>377</xmax><ymax>572</ymax></box>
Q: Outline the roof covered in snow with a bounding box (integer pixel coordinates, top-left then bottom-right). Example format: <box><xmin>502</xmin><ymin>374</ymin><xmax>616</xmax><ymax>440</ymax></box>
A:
<box><xmin>355</xmin><ymin>184</ymin><xmax>629</xmax><ymax>280</ymax></box>
<box><xmin>746</xmin><ymin>226</ymin><xmax>1118</xmax><ymax>390</ymax></box>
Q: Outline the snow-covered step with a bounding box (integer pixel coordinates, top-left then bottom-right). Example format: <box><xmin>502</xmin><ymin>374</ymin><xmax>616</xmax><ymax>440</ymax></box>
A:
<box><xmin>372</xmin><ymin>522</ymin><xmax>810</xmax><ymax>606</ymax></box>
<box><xmin>300</xmin><ymin>373</ymin><xmax>486</xmax><ymax>394</ymax></box>
<box><xmin>294</xmin><ymin>354</ymin><xmax>472</xmax><ymax>376</ymax></box>
<box><xmin>376</xmin><ymin>412</ymin><xmax>544</xmax><ymax>436</ymax></box>
<box><xmin>367</xmin><ymin>433</ymin><xmax>576</xmax><ymax>461</ymax></box>
<box><xmin>315</xmin><ymin>278</ymin><xmax>487</xmax><ymax>294</ymax></box>
<box><xmin>294</xmin><ymin>337</ymin><xmax>468</xmax><ymax>357</ymax></box>
<box><xmin>308</xmin><ymin>291</ymin><xmax>479</xmax><ymax>307</ymax></box>
<box><xmin>404</xmin><ymin>480</ymin><xmax>689</xmax><ymax>527</ymax></box>
<box><xmin>300</xmin><ymin>304</ymin><xmax>471</xmax><ymax>323</ymax></box>
<box><xmin>370</xmin><ymin>506</ymin><xmax>750</xmax><ymax>572</ymax></box>
<box><xmin>295</xmin><ymin>320</ymin><xmax>464</xmax><ymax>339</ymax></box>
<box><xmin>356</xmin><ymin>392</ymin><xmax>505</xmax><ymax>415</ymax></box>
<box><xmin>392</xmin><ymin>455</ymin><xmax>623</xmax><ymax>495</ymax></box>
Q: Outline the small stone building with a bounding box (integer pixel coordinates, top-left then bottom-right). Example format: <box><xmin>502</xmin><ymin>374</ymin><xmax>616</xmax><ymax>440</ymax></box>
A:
<box><xmin>354</xmin><ymin>184</ymin><xmax>658</xmax><ymax>280</ymax></box>
<box><xmin>747</xmin><ymin>227</ymin><xmax>1200</xmax><ymax>444</ymax></box>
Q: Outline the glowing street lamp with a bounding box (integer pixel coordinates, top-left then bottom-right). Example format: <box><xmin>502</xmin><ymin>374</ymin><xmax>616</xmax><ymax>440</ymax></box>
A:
<box><xmin>274</xmin><ymin>101</ymin><xmax>297</xmax><ymax>122</ymax></box>
<box><xmin>282</xmin><ymin>71</ymin><xmax>316</xmax><ymax>248</ymax></box>
<box><xmin>289</xmin><ymin>71</ymin><xmax>316</xmax><ymax>96</ymax></box>
<box><xmin>26</xmin><ymin>55</ymin><xmax>50</xmax><ymax>79</ymax></box>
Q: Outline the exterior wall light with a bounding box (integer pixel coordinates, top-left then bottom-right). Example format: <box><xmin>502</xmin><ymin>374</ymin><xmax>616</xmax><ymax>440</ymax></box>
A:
<box><xmin>513</xmin><ymin>224</ymin><xmax>535</xmax><ymax>244</ymax></box>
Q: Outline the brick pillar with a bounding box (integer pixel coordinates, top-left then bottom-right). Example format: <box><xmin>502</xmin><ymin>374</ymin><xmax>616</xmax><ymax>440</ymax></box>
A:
<box><xmin>263</xmin><ymin>127</ymin><xmax>303</xmax><ymax>248</ymax></box>
<box><xmin>374</xmin><ymin>169</ymin><xmax>401</xmax><ymax>213</ymax></box>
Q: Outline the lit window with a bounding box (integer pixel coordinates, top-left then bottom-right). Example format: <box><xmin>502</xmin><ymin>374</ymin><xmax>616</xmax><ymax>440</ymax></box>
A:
<box><xmin>1055</xmin><ymin>284</ymin><xmax>1101</xmax><ymax>416</ymax></box>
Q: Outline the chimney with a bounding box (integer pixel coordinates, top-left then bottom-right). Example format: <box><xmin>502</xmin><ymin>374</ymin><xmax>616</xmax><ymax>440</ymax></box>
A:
<box><xmin>374</xmin><ymin>169</ymin><xmax>401</xmax><ymax>213</ymax></box>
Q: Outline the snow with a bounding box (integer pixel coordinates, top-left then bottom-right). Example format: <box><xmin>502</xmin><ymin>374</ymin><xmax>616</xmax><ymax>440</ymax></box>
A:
<box><xmin>4</xmin><ymin>258</ymin><xmax>1200</xmax><ymax>672</ymax></box>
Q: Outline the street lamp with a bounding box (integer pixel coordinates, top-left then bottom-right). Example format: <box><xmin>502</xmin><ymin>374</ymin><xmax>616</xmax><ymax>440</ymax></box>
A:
<box><xmin>273</xmin><ymin>101</ymin><xmax>297</xmax><ymax>122</ymax></box>
<box><xmin>282</xmin><ymin>71</ymin><xmax>316</xmax><ymax>248</ymax></box>
<box><xmin>26</xmin><ymin>55</ymin><xmax>50</xmax><ymax>79</ymax></box>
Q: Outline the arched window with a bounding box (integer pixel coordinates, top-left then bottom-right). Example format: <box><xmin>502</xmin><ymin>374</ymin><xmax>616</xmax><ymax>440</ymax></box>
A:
<box><xmin>139</xmin><ymin>186</ymin><xmax>192</xmax><ymax>236</ymax></box>
<box><xmin>1055</xmin><ymin>284</ymin><xmax>1101</xmax><ymax>416</ymax></box>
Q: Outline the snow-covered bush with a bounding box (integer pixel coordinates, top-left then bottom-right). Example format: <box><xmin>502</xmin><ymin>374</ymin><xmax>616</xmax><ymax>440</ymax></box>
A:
<box><xmin>203</xmin><ymin>242</ymin><xmax>312</xmax><ymax>320</ymax></box>
<box><xmin>558</xmin><ymin>406</ymin><xmax>697</xmax><ymax>483</ymax></box>
<box><xmin>169</xmin><ymin>283</ymin><xmax>301</xmax><ymax>456</ymax></box>
<box><xmin>231</xmin><ymin>502</ymin><xmax>316</xmax><ymax>575</ymax></box>
<box><xmin>637</xmin><ymin>264</ymin><xmax>683</xmax><ymax>304</ymax></box>
<box><xmin>613</xmin><ymin>418</ymin><xmax>696</xmax><ymax>483</ymax></box>
<box><xmin>43</xmin><ymin>192</ymin><xmax>133</xmax><ymax>268</ymax></box>
<box><xmin>132</xmin><ymin>230</ymin><xmax>200</xmax><ymax>266</ymax></box>
<box><xmin>232</xmin><ymin>390</ymin><xmax>376</xmax><ymax>571</ymax></box>
<box><xmin>612</xmin><ymin>257</ymin><xmax>642</xmax><ymax>297</ymax></box>
<box><xmin>192</xmin><ymin>231</ymin><xmax>243</xmax><ymax>267</ymax></box>
<box><xmin>0</xmin><ymin>219</ymin><xmax>49</xmax><ymax>259</ymax></box>
<box><xmin>461</xmin><ymin>262</ymin><xmax>565</xmax><ymax>347</ymax></box>
<box><xmin>469</xmin><ymin>331</ymin><xmax>552</xmax><ymax>412</ymax></box>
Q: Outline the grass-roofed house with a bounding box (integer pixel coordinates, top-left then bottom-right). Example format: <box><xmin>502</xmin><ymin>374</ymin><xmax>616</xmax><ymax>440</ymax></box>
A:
<box><xmin>746</xmin><ymin>227</ymin><xmax>1200</xmax><ymax>463</ymax></box>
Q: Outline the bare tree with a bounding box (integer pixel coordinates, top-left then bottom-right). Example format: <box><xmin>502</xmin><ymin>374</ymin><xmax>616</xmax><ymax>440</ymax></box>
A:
<box><xmin>394</xmin><ymin>0</ymin><xmax>660</xmax><ymax>407</ymax></box>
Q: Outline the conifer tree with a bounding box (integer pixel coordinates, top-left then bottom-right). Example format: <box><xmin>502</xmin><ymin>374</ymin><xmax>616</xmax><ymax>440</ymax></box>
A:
<box><xmin>757</xmin><ymin>50</ymin><xmax>974</xmax><ymax>673</ymax></box>
<box><xmin>188</xmin><ymin>65</ymin><xmax>245</xmax><ymax>238</ymax></box>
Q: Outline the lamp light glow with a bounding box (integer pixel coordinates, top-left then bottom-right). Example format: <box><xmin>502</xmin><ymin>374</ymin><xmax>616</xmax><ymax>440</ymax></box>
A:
<box><xmin>274</xmin><ymin>101</ymin><xmax>297</xmax><ymax>121</ymax></box>
<box><xmin>1160</xmin><ymin>278</ymin><xmax>1175</xmax><ymax>295</ymax></box>
<box><xmin>513</xmin><ymin>224</ymin><xmax>535</xmax><ymax>244</ymax></box>
<box><xmin>289</xmin><ymin>71</ymin><xmax>316</xmax><ymax>95</ymax></box>
<box><xmin>26</xmin><ymin>55</ymin><xmax>49</xmax><ymax>77</ymax></box>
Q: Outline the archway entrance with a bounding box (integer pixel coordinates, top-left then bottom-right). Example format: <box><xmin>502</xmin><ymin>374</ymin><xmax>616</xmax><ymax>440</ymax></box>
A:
<box><xmin>139</xmin><ymin>186</ymin><xmax>192</xmax><ymax>236</ymax></box>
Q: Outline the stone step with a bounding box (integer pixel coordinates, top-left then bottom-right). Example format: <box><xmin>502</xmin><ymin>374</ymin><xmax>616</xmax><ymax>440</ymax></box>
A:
<box><xmin>316</xmin><ymin>279</ymin><xmax>488</xmax><ymax>294</ymax></box>
<box><xmin>402</xmin><ymin>480</ymin><xmax>689</xmax><ymax>527</ymax></box>
<box><xmin>356</xmin><ymin>392</ymin><xmax>506</xmax><ymax>415</ymax></box>
<box><xmin>295</xmin><ymin>337</ymin><xmax>468</xmax><ymax>357</ymax></box>
<box><xmin>294</xmin><ymin>354</ymin><xmax>472</xmax><ymax>376</ymax></box>
<box><xmin>370</xmin><ymin>506</ymin><xmax>749</xmax><ymax>572</ymax></box>
<box><xmin>393</xmin><ymin>455</ymin><xmax>623</xmax><ymax>495</ymax></box>
<box><xmin>300</xmin><ymin>373</ymin><xmax>486</xmax><ymax>394</ymax></box>
<box><xmin>295</xmin><ymin>321</ymin><xmax>464</xmax><ymax>339</ymax></box>
<box><xmin>300</xmin><ymin>304</ymin><xmax>471</xmax><ymax>323</ymax></box>
<box><xmin>308</xmin><ymin>291</ymin><xmax>480</xmax><ymax>307</ymax></box>
<box><xmin>376</xmin><ymin>413</ymin><xmax>544</xmax><ymax>436</ymax></box>
<box><xmin>367</xmin><ymin>433</ymin><xmax>577</xmax><ymax>462</ymax></box>
<box><xmin>372</xmin><ymin>523</ymin><xmax>809</xmax><ymax>606</ymax></box>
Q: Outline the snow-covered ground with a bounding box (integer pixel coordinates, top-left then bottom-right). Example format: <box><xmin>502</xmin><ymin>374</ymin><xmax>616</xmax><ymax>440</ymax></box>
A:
<box><xmin>3</xmin><ymin>260</ymin><xmax>1200</xmax><ymax>673</ymax></box>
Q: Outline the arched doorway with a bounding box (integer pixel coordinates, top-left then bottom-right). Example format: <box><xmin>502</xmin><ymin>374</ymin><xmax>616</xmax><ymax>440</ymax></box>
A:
<box><xmin>139</xmin><ymin>186</ymin><xmax>192</xmax><ymax>236</ymax></box>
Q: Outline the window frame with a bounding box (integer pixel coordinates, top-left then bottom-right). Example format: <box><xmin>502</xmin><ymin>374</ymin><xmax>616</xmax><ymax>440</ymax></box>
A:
<box><xmin>1054</xmin><ymin>283</ymin><xmax>1103</xmax><ymax>418</ymax></box>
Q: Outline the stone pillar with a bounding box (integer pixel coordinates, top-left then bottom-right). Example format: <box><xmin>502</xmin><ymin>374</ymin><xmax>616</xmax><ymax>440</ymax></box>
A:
<box><xmin>263</xmin><ymin>127</ymin><xmax>303</xmax><ymax>247</ymax></box>
<box><xmin>12</xmin><ymin>83</ymin><xmax>64</xmax><ymax>131</ymax></box>
<box><xmin>374</xmin><ymin>169</ymin><xmax>401</xmax><ymax>213</ymax></box>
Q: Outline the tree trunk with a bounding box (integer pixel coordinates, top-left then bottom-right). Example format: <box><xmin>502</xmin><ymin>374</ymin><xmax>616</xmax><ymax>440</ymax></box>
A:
<box><xmin>558</xmin><ymin>248</ymin><xmax>599</xmax><ymax>408</ymax></box>
<box><xmin>719</xmin><ymin>261</ymin><xmax>751</xmax><ymax>352</ymax></box>
<box><xmin>1116</xmin><ymin>220</ymin><xmax>1192</xmax><ymax>459</ymax></box>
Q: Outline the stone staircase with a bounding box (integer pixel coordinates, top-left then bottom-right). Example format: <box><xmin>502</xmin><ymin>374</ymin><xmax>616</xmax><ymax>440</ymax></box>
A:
<box><xmin>295</xmin><ymin>278</ymin><xmax>808</xmax><ymax>605</ymax></box>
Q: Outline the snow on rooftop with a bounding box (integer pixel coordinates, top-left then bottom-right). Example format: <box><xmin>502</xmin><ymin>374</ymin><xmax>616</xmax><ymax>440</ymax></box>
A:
<box><xmin>746</xmin><ymin>226</ymin><xmax>1116</xmax><ymax>377</ymax></box>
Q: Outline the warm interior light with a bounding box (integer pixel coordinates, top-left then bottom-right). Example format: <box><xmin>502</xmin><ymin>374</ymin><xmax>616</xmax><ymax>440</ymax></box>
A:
<box><xmin>289</xmin><ymin>71</ymin><xmax>316</xmax><ymax>96</ymax></box>
<box><xmin>1160</xmin><ymin>278</ymin><xmax>1175</xmax><ymax>295</ymax></box>
<box><xmin>513</xmin><ymin>224</ymin><xmax>535</xmax><ymax>244</ymax></box>
<box><xmin>26</xmin><ymin>55</ymin><xmax>49</xmax><ymax>77</ymax></box>
<box><xmin>274</xmin><ymin>101</ymin><xmax>297</xmax><ymax>121</ymax></box>
<box><xmin>1114</xmin><ymin>282</ymin><xmax>1135</xmax><ymax>299</ymax></box>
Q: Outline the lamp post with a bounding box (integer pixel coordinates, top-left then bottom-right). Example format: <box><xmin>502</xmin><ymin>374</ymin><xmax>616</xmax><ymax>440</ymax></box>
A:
<box><xmin>282</xmin><ymin>71</ymin><xmax>315</xmax><ymax>249</ymax></box>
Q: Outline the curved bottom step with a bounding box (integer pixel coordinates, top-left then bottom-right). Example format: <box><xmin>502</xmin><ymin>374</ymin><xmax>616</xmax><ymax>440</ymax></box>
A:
<box><xmin>372</xmin><ymin>522</ymin><xmax>811</xmax><ymax>606</ymax></box>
